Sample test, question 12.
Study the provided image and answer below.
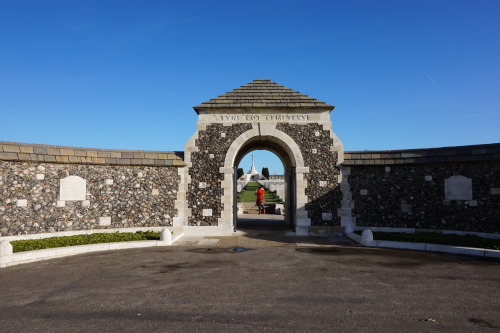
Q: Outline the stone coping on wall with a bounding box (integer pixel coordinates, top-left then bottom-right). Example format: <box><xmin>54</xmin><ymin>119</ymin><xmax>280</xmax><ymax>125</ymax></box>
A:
<box><xmin>0</xmin><ymin>141</ymin><xmax>185</xmax><ymax>167</ymax></box>
<box><xmin>343</xmin><ymin>143</ymin><xmax>500</xmax><ymax>166</ymax></box>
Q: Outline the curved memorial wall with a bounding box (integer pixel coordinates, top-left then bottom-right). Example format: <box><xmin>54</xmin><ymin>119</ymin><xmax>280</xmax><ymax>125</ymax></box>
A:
<box><xmin>0</xmin><ymin>141</ymin><xmax>184</xmax><ymax>236</ymax></box>
<box><xmin>342</xmin><ymin>143</ymin><xmax>500</xmax><ymax>235</ymax></box>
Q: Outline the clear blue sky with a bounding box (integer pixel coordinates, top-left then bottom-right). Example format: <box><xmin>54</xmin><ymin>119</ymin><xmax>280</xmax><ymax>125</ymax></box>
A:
<box><xmin>1</xmin><ymin>0</ymin><xmax>499</xmax><ymax>175</ymax></box>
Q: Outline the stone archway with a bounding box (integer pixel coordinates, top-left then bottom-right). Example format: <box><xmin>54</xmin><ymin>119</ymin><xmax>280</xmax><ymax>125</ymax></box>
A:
<box><xmin>173</xmin><ymin>79</ymin><xmax>344</xmax><ymax>236</ymax></box>
<box><xmin>221</xmin><ymin>123</ymin><xmax>309</xmax><ymax>234</ymax></box>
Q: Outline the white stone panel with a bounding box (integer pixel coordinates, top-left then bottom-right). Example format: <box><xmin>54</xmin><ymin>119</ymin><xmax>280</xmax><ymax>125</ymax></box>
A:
<box><xmin>56</xmin><ymin>200</ymin><xmax>66</xmax><ymax>207</ymax></box>
<box><xmin>99</xmin><ymin>217</ymin><xmax>111</xmax><ymax>226</ymax></box>
<box><xmin>106</xmin><ymin>179</ymin><xmax>114</xmax><ymax>185</ymax></box>
<box><xmin>199</xmin><ymin>182</ymin><xmax>207</xmax><ymax>189</ymax></box>
<box><xmin>425</xmin><ymin>175</ymin><xmax>433</xmax><ymax>181</ymax></box>
<box><xmin>152</xmin><ymin>189</ymin><xmax>159</xmax><ymax>196</ymax></box>
<box><xmin>82</xmin><ymin>200</ymin><xmax>90</xmax><ymax>207</ymax></box>
<box><xmin>360</xmin><ymin>189</ymin><xmax>368</xmax><ymax>196</ymax></box>
<box><xmin>202</xmin><ymin>209</ymin><xmax>212</xmax><ymax>217</ymax></box>
<box><xmin>445</xmin><ymin>175</ymin><xmax>472</xmax><ymax>200</ymax></box>
<box><xmin>60</xmin><ymin>176</ymin><xmax>86</xmax><ymax>201</ymax></box>
<box><xmin>16</xmin><ymin>199</ymin><xmax>28</xmax><ymax>207</ymax></box>
<box><xmin>401</xmin><ymin>203</ymin><xmax>412</xmax><ymax>213</ymax></box>
<box><xmin>36</xmin><ymin>174</ymin><xmax>45</xmax><ymax>180</ymax></box>
<box><xmin>322</xmin><ymin>213</ymin><xmax>332</xmax><ymax>221</ymax></box>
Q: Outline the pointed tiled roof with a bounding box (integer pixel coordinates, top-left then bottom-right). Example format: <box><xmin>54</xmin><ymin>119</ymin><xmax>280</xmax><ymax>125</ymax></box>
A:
<box><xmin>193</xmin><ymin>79</ymin><xmax>334</xmax><ymax>113</ymax></box>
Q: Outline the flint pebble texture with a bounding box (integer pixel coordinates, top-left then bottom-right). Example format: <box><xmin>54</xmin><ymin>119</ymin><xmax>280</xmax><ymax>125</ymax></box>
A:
<box><xmin>277</xmin><ymin>123</ymin><xmax>341</xmax><ymax>226</ymax></box>
<box><xmin>188</xmin><ymin>123</ymin><xmax>252</xmax><ymax>226</ymax></box>
<box><xmin>347</xmin><ymin>162</ymin><xmax>500</xmax><ymax>233</ymax></box>
<box><xmin>0</xmin><ymin>161</ymin><xmax>180</xmax><ymax>236</ymax></box>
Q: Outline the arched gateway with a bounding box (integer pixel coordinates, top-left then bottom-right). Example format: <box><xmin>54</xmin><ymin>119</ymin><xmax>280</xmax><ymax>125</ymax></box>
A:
<box><xmin>173</xmin><ymin>79</ymin><xmax>344</xmax><ymax>236</ymax></box>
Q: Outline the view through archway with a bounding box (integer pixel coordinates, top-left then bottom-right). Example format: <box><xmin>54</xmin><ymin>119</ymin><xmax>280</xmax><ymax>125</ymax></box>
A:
<box><xmin>234</xmin><ymin>149</ymin><xmax>291</xmax><ymax>233</ymax></box>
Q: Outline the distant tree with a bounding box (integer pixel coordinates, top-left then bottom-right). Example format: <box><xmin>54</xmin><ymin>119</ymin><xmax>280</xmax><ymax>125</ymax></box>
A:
<box><xmin>261</xmin><ymin>167</ymin><xmax>270</xmax><ymax>179</ymax></box>
<box><xmin>237</xmin><ymin>168</ymin><xmax>244</xmax><ymax>178</ymax></box>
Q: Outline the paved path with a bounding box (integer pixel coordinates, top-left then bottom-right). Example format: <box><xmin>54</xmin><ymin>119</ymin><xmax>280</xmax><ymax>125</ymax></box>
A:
<box><xmin>1</xmin><ymin>218</ymin><xmax>499</xmax><ymax>332</ymax></box>
<box><xmin>177</xmin><ymin>214</ymin><xmax>359</xmax><ymax>248</ymax></box>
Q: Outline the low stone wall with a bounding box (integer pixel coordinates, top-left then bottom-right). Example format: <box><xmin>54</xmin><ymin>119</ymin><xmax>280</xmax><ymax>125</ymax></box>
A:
<box><xmin>0</xmin><ymin>142</ymin><xmax>185</xmax><ymax>236</ymax></box>
<box><xmin>3</xmin><ymin>140</ymin><xmax>500</xmax><ymax>237</ymax></box>
<box><xmin>343</xmin><ymin>144</ymin><xmax>500</xmax><ymax>234</ymax></box>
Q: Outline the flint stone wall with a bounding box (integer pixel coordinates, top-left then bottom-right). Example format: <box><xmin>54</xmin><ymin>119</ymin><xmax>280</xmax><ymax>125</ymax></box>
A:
<box><xmin>0</xmin><ymin>142</ymin><xmax>184</xmax><ymax>236</ymax></box>
<box><xmin>276</xmin><ymin>123</ymin><xmax>341</xmax><ymax>226</ymax></box>
<box><xmin>187</xmin><ymin>123</ymin><xmax>252</xmax><ymax>226</ymax></box>
<box><xmin>343</xmin><ymin>144</ymin><xmax>500</xmax><ymax>233</ymax></box>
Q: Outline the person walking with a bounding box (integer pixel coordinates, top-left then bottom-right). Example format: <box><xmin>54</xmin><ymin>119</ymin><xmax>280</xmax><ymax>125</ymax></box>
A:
<box><xmin>255</xmin><ymin>185</ymin><xmax>265</xmax><ymax>214</ymax></box>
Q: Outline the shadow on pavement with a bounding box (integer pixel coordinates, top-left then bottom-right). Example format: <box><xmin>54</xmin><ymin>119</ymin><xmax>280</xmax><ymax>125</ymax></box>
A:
<box><xmin>236</xmin><ymin>214</ymin><xmax>288</xmax><ymax>233</ymax></box>
<box><xmin>233</xmin><ymin>214</ymin><xmax>359</xmax><ymax>247</ymax></box>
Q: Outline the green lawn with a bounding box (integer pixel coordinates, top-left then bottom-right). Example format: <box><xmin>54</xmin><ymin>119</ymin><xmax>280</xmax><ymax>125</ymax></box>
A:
<box><xmin>11</xmin><ymin>231</ymin><xmax>161</xmax><ymax>253</ymax></box>
<box><xmin>237</xmin><ymin>182</ymin><xmax>284</xmax><ymax>203</ymax></box>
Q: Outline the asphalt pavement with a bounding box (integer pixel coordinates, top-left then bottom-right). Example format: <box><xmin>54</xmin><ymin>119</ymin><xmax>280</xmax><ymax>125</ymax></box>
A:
<box><xmin>1</xmin><ymin>217</ymin><xmax>499</xmax><ymax>332</ymax></box>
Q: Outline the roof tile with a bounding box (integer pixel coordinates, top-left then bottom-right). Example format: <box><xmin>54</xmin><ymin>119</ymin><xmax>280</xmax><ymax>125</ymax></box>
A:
<box><xmin>194</xmin><ymin>79</ymin><xmax>334</xmax><ymax>113</ymax></box>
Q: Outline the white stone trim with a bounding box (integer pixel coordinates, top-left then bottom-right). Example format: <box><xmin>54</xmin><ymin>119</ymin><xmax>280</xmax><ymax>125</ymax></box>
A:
<box><xmin>339</xmin><ymin>166</ymin><xmax>356</xmax><ymax>233</ymax></box>
<box><xmin>173</xmin><ymin>128</ymin><xmax>200</xmax><ymax>226</ymax></box>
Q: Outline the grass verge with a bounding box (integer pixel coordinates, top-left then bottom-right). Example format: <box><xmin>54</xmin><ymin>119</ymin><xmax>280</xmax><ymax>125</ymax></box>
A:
<box><xmin>11</xmin><ymin>231</ymin><xmax>161</xmax><ymax>253</ymax></box>
<box><xmin>354</xmin><ymin>230</ymin><xmax>500</xmax><ymax>250</ymax></box>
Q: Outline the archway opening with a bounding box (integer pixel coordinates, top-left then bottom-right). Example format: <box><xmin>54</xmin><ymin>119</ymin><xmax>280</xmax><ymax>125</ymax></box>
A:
<box><xmin>232</xmin><ymin>138</ymin><xmax>296</xmax><ymax>233</ymax></box>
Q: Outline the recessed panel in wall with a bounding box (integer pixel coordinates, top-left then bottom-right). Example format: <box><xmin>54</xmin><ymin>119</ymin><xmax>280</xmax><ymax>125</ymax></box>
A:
<box><xmin>60</xmin><ymin>176</ymin><xmax>87</xmax><ymax>201</ymax></box>
<box><xmin>445</xmin><ymin>175</ymin><xmax>472</xmax><ymax>200</ymax></box>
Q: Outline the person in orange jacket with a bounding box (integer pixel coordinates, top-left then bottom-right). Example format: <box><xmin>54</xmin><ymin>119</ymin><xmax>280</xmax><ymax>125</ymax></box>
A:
<box><xmin>255</xmin><ymin>185</ymin><xmax>265</xmax><ymax>214</ymax></box>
